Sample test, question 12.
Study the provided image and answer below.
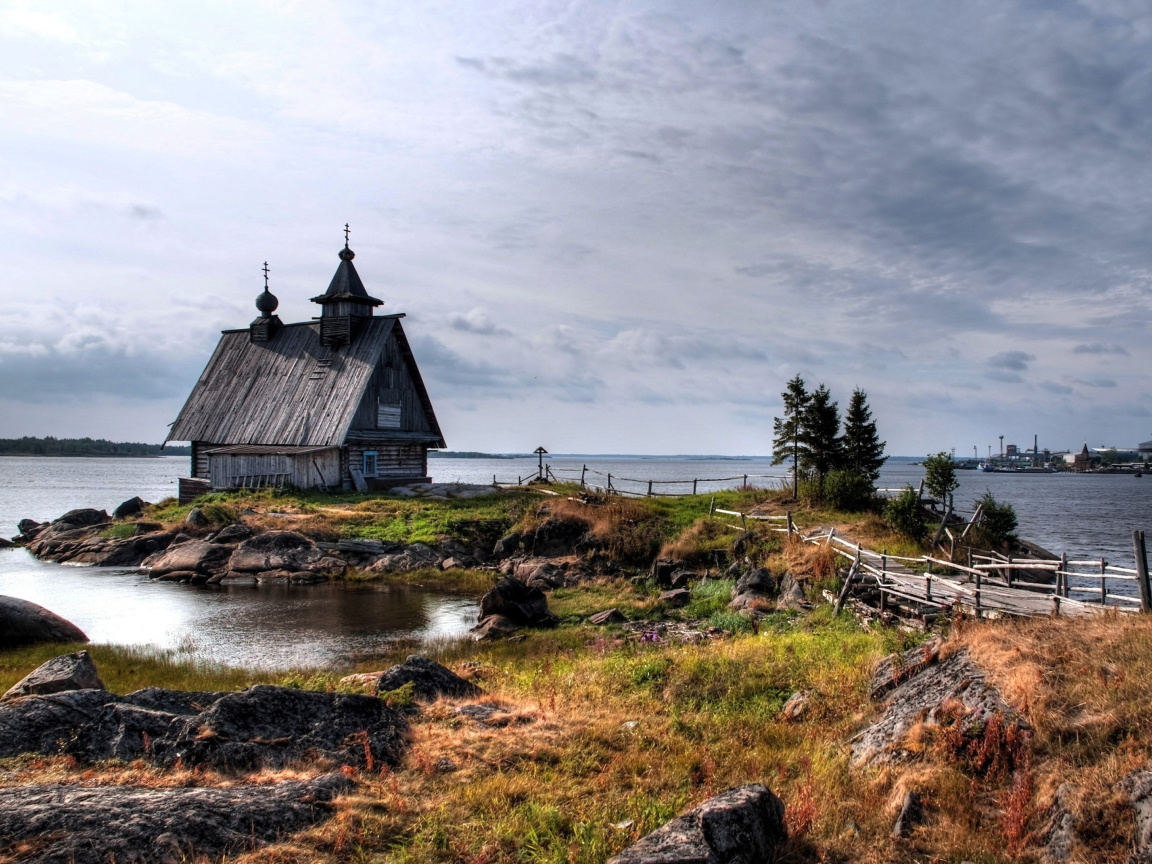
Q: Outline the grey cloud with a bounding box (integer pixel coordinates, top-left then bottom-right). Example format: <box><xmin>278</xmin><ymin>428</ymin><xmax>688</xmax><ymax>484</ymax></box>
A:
<box><xmin>985</xmin><ymin>369</ymin><xmax>1024</xmax><ymax>384</ymax></box>
<box><xmin>1072</xmin><ymin>375</ymin><xmax>1118</xmax><ymax>387</ymax></box>
<box><xmin>450</xmin><ymin>310</ymin><xmax>511</xmax><ymax>336</ymax></box>
<box><xmin>1041</xmin><ymin>380</ymin><xmax>1074</xmax><ymax>394</ymax></box>
<box><xmin>0</xmin><ymin>344</ymin><xmax>194</xmax><ymax>403</ymax></box>
<box><xmin>129</xmin><ymin>205</ymin><xmax>163</xmax><ymax>221</ymax></box>
<box><xmin>1073</xmin><ymin>342</ymin><xmax>1129</xmax><ymax>355</ymax></box>
<box><xmin>987</xmin><ymin>351</ymin><xmax>1035</xmax><ymax>371</ymax></box>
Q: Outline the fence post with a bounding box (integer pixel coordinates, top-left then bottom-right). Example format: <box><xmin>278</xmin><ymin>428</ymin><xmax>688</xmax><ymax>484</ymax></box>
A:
<box><xmin>743</xmin><ymin>474</ymin><xmax>747</xmax><ymax>488</ymax></box>
<box><xmin>1006</xmin><ymin>555</ymin><xmax>1013</xmax><ymax>589</ymax></box>
<box><xmin>647</xmin><ymin>480</ymin><xmax>653</xmax><ymax>497</ymax></box>
<box><xmin>693</xmin><ymin>479</ymin><xmax>698</xmax><ymax>496</ymax></box>
<box><xmin>581</xmin><ymin>464</ymin><xmax>586</xmax><ymax>489</ymax></box>
<box><xmin>607</xmin><ymin>473</ymin><xmax>612</xmax><ymax>494</ymax></box>
<box><xmin>786</xmin><ymin>511</ymin><xmax>794</xmax><ymax>536</ymax></box>
<box><xmin>1100</xmin><ymin>558</ymin><xmax>1108</xmax><ymax>605</ymax></box>
<box><xmin>926</xmin><ymin>573</ymin><xmax>933</xmax><ymax>603</ymax></box>
<box><xmin>709</xmin><ymin>496</ymin><xmax>716</xmax><ymax>516</ymax></box>
<box><xmin>1135</xmin><ymin>530</ymin><xmax>1151</xmax><ymax>613</ymax></box>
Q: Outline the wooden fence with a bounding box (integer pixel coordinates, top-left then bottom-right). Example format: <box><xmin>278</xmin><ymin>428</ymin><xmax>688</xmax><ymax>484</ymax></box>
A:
<box><xmin>708</xmin><ymin>504</ymin><xmax>1152</xmax><ymax>620</ymax></box>
<box><xmin>498</xmin><ymin>464</ymin><xmax>790</xmax><ymax>495</ymax></box>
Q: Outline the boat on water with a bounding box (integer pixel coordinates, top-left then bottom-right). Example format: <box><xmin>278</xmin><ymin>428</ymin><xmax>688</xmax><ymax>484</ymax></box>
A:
<box><xmin>978</xmin><ymin>462</ymin><xmax>1056</xmax><ymax>474</ymax></box>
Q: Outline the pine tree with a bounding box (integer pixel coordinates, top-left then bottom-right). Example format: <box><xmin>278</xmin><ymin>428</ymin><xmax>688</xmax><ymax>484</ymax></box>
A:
<box><xmin>771</xmin><ymin>374</ymin><xmax>811</xmax><ymax>500</ymax></box>
<box><xmin>841</xmin><ymin>388</ymin><xmax>887</xmax><ymax>481</ymax></box>
<box><xmin>800</xmin><ymin>384</ymin><xmax>842</xmax><ymax>494</ymax></box>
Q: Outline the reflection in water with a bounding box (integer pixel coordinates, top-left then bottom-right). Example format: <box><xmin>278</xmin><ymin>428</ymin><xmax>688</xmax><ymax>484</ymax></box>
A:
<box><xmin>0</xmin><ymin>550</ymin><xmax>479</xmax><ymax>669</ymax></box>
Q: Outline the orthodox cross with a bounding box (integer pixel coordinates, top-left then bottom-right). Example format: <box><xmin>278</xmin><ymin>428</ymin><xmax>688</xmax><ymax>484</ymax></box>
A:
<box><xmin>344</xmin><ymin>223</ymin><xmax>351</xmax><ymax>247</ymax></box>
<box><xmin>262</xmin><ymin>261</ymin><xmax>269</xmax><ymax>289</ymax></box>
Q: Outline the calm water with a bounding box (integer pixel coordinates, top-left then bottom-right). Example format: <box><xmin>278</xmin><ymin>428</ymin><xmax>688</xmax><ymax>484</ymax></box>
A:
<box><xmin>1</xmin><ymin>455</ymin><xmax>1149</xmax><ymax>665</ymax></box>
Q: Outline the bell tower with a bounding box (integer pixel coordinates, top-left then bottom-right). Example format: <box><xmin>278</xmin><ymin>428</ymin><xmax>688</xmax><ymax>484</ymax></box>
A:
<box><xmin>311</xmin><ymin>225</ymin><xmax>383</xmax><ymax>348</ymax></box>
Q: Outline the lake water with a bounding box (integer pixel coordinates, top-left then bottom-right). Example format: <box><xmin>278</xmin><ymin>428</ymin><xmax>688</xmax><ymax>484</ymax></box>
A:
<box><xmin>1</xmin><ymin>455</ymin><xmax>1150</xmax><ymax>666</ymax></box>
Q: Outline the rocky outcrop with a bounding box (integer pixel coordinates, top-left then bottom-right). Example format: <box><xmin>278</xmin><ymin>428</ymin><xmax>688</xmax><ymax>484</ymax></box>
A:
<box><xmin>374</xmin><ymin>655</ymin><xmax>481</xmax><ymax>701</ymax></box>
<box><xmin>492</xmin><ymin>532</ymin><xmax>522</xmax><ymax>558</ymax></box>
<box><xmin>891</xmin><ymin>789</ymin><xmax>924</xmax><ymax>838</ymax></box>
<box><xmin>227</xmin><ymin>530</ymin><xmax>345</xmax><ymax>579</ymax></box>
<box><xmin>780</xmin><ymin>690</ymin><xmax>810</xmax><ymax>723</ymax></box>
<box><xmin>776</xmin><ymin>572</ymin><xmax>810</xmax><ymax>611</ymax></box>
<box><xmin>112</xmin><ymin>496</ymin><xmax>146</xmax><ymax>520</ymax></box>
<box><xmin>606</xmin><ymin>784</ymin><xmax>787</xmax><ymax>864</ymax></box>
<box><xmin>0</xmin><ymin>680</ymin><xmax>408</xmax><ymax>770</ymax></box>
<box><xmin>658</xmin><ymin>588</ymin><xmax>692</xmax><ymax>608</ymax></box>
<box><xmin>729</xmin><ymin>568</ymin><xmax>775</xmax><ymax>612</ymax></box>
<box><xmin>470</xmin><ymin>614</ymin><xmax>521</xmax><ymax>641</ymax></box>
<box><xmin>0</xmin><ymin>772</ymin><xmax>353</xmax><ymax>864</ymax></box>
<box><xmin>1122</xmin><ymin>771</ymin><xmax>1152</xmax><ymax>863</ymax></box>
<box><xmin>588</xmin><ymin>608</ymin><xmax>627</xmax><ymax>625</ymax></box>
<box><xmin>368</xmin><ymin>542</ymin><xmax>444</xmax><ymax>573</ymax></box>
<box><xmin>852</xmin><ymin>643</ymin><xmax>1020</xmax><ymax>767</ymax></box>
<box><xmin>479</xmin><ymin>577</ymin><xmax>557</xmax><ymax>627</ymax></box>
<box><xmin>0</xmin><ymin>596</ymin><xmax>88</xmax><ymax>649</ymax></box>
<box><xmin>147</xmin><ymin>539</ymin><xmax>233</xmax><ymax>582</ymax></box>
<box><xmin>2</xmin><ymin>651</ymin><xmax>103</xmax><ymax>701</ymax></box>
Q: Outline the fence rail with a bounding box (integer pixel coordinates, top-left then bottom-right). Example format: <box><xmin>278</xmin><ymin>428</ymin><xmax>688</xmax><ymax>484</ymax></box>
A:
<box><xmin>496</xmin><ymin>463</ymin><xmax>791</xmax><ymax>496</ymax></box>
<box><xmin>706</xmin><ymin>504</ymin><xmax>1152</xmax><ymax>621</ymax></box>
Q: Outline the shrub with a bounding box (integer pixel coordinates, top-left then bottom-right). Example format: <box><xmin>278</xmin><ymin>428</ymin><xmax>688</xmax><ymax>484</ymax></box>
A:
<box><xmin>975</xmin><ymin>491</ymin><xmax>1018</xmax><ymax>547</ymax></box>
<box><xmin>199</xmin><ymin>502</ymin><xmax>239</xmax><ymax>526</ymax></box>
<box><xmin>683</xmin><ymin>579</ymin><xmax>736</xmax><ymax>619</ymax></box>
<box><xmin>883</xmin><ymin>487</ymin><xmax>928</xmax><ymax>541</ymax></box>
<box><xmin>923</xmin><ymin>451</ymin><xmax>959</xmax><ymax>502</ymax></box>
<box><xmin>823</xmin><ymin>469</ymin><xmax>876</xmax><ymax>512</ymax></box>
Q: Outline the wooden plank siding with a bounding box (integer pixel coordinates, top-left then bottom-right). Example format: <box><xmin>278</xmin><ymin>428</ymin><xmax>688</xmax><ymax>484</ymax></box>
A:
<box><xmin>344</xmin><ymin>440</ymin><xmax>429</xmax><ymax>488</ymax></box>
<box><xmin>206</xmin><ymin>449</ymin><xmax>341</xmax><ymax>490</ymax></box>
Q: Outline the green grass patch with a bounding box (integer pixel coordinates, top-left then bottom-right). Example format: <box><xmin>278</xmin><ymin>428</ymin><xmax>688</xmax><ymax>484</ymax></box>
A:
<box><xmin>98</xmin><ymin>523</ymin><xmax>137</xmax><ymax>539</ymax></box>
<box><xmin>345</xmin><ymin>566</ymin><xmax>497</xmax><ymax>594</ymax></box>
<box><xmin>682</xmin><ymin>578</ymin><xmax>735</xmax><ymax>619</ymax></box>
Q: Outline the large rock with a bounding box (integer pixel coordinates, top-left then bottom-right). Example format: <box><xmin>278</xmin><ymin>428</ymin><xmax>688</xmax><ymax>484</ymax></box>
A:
<box><xmin>470</xmin><ymin>614</ymin><xmax>521</xmax><ymax>641</ymax></box>
<box><xmin>374</xmin><ymin>655</ymin><xmax>481</xmax><ymax>701</ymax></box>
<box><xmin>1123</xmin><ymin>770</ymin><xmax>1152</xmax><ymax>863</ymax></box>
<box><xmin>734</xmin><ymin>568</ymin><xmax>774</xmax><ymax>596</ymax></box>
<box><xmin>492</xmin><ymin>532</ymin><xmax>522</xmax><ymax>558</ymax></box>
<box><xmin>2</xmin><ymin>651</ymin><xmax>104</xmax><ymax>701</ymax></box>
<box><xmin>776</xmin><ymin>572</ymin><xmax>810</xmax><ymax>611</ymax></box>
<box><xmin>0</xmin><ymin>596</ymin><xmax>88</xmax><ymax>649</ymax></box>
<box><xmin>112</xmin><ymin>496</ymin><xmax>146</xmax><ymax>520</ymax></box>
<box><xmin>148</xmin><ymin>540</ymin><xmax>233</xmax><ymax>576</ymax></box>
<box><xmin>17</xmin><ymin>518</ymin><xmax>45</xmax><ymax>538</ymax></box>
<box><xmin>851</xmin><ymin>647</ymin><xmax>1021</xmax><ymax>767</ymax></box>
<box><xmin>606</xmin><ymin>784</ymin><xmax>787</xmax><ymax>864</ymax></box>
<box><xmin>368</xmin><ymin>542</ymin><xmax>443</xmax><ymax>572</ymax></box>
<box><xmin>228</xmin><ymin>531</ymin><xmax>320</xmax><ymax>572</ymax></box>
<box><xmin>588</xmin><ymin>608</ymin><xmax>627</xmax><ymax>625</ymax></box>
<box><xmin>0</xmin><ymin>772</ymin><xmax>353</xmax><ymax>864</ymax></box>
<box><xmin>55</xmin><ymin>508</ymin><xmax>111</xmax><ymax>529</ymax></box>
<box><xmin>0</xmin><ymin>684</ymin><xmax>408</xmax><ymax>770</ymax></box>
<box><xmin>479</xmin><ymin>576</ymin><xmax>555</xmax><ymax>626</ymax></box>
<box><xmin>650</xmin><ymin>559</ymin><xmax>677</xmax><ymax>586</ymax></box>
<box><xmin>521</xmin><ymin>517</ymin><xmax>594</xmax><ymax>557</ymax></box>
<box><xmin>59</xmin><ymin>532</ymin><xmax>176</xmax><ymax>567</ymax></box>
<box><xmin>658</xmin><ymin>588</ymin><xmax>692</xmax><ymax>608</ymax></box>
<box><xmin>212</xmin><ymin>522</ymin><xmax>256</xmax><ymax>544</ymax></box>
<box><xmin>891</xmin><ymin>789</ymin><xmax>924</xmax><ymax>839</ymax></box>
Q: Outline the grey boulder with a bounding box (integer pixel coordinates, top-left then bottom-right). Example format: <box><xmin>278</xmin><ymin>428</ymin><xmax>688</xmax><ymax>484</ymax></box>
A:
<box><xmin>112</xmin><ymin>496</ymin><xmax>146</xmax><ymax>520</ymax></box>
<box><xmin>0</xmin><ymin>772</ymin><xmax>353</xmax><ymax>864</ymax></box>
<box><xmin>2</xmin><ymin>650</ymin><xmax>104</xmax><ymax>701</ymax></box>
<box><xmin>607</xmin><ymin>784</ymin><xmax>787</xmax><ymax>864</ymax></box>
<box><xmin>480</xmin><ymin>576</ymin><xmax>556</xmax><ymax>626</ymax></box>
<box><xmin>471</xmin><ymin>614</ymin><xmax>521</xmax><ymax>641</ymax></box>
<box><xmin>147</xmin><ymin>540</ymin><xmax>232</xmax><ymax>577</ymax></box>
<box><xmin>374</xmin><ymin>655</ymin><xmax>481</xmax><ymax>701</ymax></box>
<box><xmin>658</xmin><ymin>588</ymin><xmax>692</xmax><ymax>608</ymax></box>
<box><xmin>587</xmin><ymin>608</ymin><xmax>627</xmax><ymax>625</ymax></box>
<box><xmin>0</xmin><ymin>684</ymin><xmax>408</xmax><ymax>771</ymax></box>
<box><xmin>227</xmin><ymin>531</ymin><xmax>338</xmax><ymax>574</ymax></box>
<box><xmin>734</xmin><ymin>568</ymin><xmax>774</xmax><ymax>596</ymax></box>
<box><xmin>0</xmin><ymin>595</ymin><xmax>88</xmax><ymax>650</ymax></box>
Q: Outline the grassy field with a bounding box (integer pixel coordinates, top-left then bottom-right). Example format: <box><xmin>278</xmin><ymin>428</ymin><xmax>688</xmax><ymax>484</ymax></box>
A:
<box><xmin>4</xmin><ymin>604</ymin><xmax>1152</xmax><ymax>861</ymax></box>
<box><xmin>7</xmin><ymin>486</ymin><xmax>1117</xmax><ymax>861</ymax></box>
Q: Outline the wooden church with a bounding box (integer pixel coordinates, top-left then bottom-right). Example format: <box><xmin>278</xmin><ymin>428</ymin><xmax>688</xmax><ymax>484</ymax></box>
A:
<box><xmin>168</xmin><ymin>233</ymin><xmax>445</xmax><ymax>494</ymax></box>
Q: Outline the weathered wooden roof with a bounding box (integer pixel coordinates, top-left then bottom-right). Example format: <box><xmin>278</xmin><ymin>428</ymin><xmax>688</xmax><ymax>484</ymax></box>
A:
<box><xmin>168</xmin><ymin>316</ymin><xmax>445</xmax><ymax>448</ymax></box>
<box><xmin>311</xmin><ymin>247</ymin><xmax>382</xmax><ymax>306</ymax></box>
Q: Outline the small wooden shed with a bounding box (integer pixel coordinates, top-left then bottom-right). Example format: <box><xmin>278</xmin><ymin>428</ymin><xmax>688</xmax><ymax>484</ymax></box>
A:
<box><xmin>167</xmin><ymin>238</ymin><xmax>445</xmax><ymax>492</ymax></box>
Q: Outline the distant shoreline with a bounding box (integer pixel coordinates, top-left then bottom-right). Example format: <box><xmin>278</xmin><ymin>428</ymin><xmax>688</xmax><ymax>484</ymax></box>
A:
<box><xmin>0</xmin><ymin>452</ymin><xmax>189</xmax><ymax>458</ymax></box>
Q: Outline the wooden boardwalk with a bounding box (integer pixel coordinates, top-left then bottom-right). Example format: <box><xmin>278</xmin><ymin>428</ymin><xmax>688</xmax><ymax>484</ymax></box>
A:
<box><xmin>719</xmin><ymin>509</ymin><xmax>1152</xmax><ymax>621</ymax></box>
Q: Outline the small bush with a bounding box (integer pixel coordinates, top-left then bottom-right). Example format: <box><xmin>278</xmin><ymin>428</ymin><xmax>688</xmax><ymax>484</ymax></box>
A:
<box><xmin>883</xmin><ymin>487</ymin><xmax>928</xmax><ymax>541</ymax></box>
<box><xmin>923</xmin><ymin>451</ymin><xmax>959</xmax><ymax>502</ymax></box>
<box><xmin>823</xmin><ymin>469</ymin><xmax>876</xmax><ymax>512</ymax></box>
<box><xmin>199</xmin><ymin>502</ymin><xmax>239</xmax><ymax>526</ymax></box>
<box><xmin>974</xmin><ymin>491</ymin><xmax>1018</xmax><ymax>547</ymax></box>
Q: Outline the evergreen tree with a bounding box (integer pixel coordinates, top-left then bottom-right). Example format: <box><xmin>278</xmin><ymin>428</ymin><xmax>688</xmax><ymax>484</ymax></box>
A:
<box><xmin>771</xmin><ymin>374</ymin><xmax>811</xmax><ymax>500</ymax></box>
<box><xmin>800</xmin><ymin>384</ymin><xmax>842</xmax><ymax>494</ymax></box>
<box><xmin>841</xmin><ymin>388</ymin><xmax>887</xmax><ymax>481</ymax></box>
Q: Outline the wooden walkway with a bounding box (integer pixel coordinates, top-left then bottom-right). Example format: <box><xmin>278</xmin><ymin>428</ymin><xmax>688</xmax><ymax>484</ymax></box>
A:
<box><xmin>719</xmin><ymin>509</ymin><xmax>1152</xmax><ymax>621</ymax></box>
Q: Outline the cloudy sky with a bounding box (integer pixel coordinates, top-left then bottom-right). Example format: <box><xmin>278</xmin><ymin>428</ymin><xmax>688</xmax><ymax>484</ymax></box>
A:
<box><xmin>1</xmin><ymin>0</ymin><xmax>1150</xmax><ymax>455</ymax></box>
